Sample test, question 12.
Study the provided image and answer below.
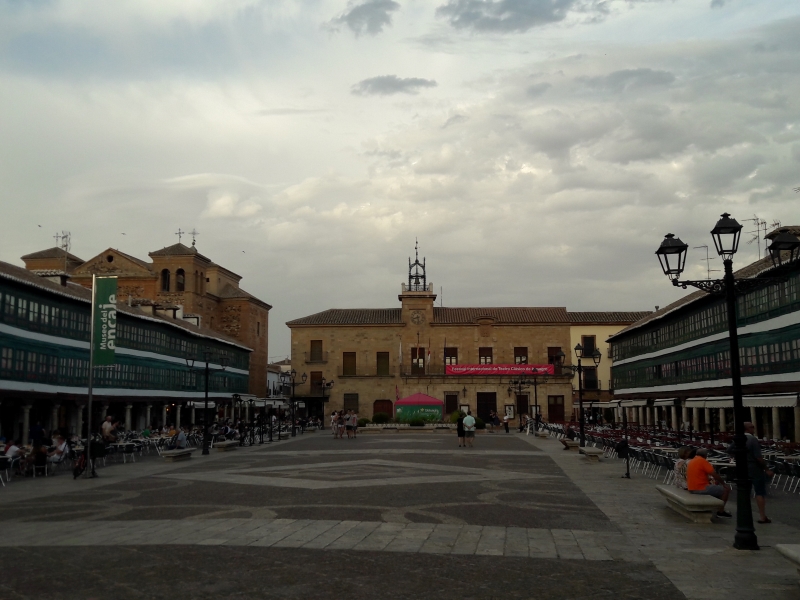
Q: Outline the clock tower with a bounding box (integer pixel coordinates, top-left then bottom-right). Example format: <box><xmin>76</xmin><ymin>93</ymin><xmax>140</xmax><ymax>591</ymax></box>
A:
<box><xmin>399</xmin><ymin>240</ymin><xmax>436</xmax><ymax>326</ymax></box>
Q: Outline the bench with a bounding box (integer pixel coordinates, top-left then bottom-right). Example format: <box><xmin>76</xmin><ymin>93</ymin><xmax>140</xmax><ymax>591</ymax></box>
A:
<box><xmin>655</xmin><ymin>485</ymin><xmax>723</xmax><ymax>523</ymax></box>
<box><xmin>579</xmin><ymin>447</ymin><xmax>604</xmax><ymax>462</ymax></box>
<box><xmin>560</xmin><ymin>439</ymin><xmax>580</xmax><ymax>451</ymax></box>
<box><xmin>214</xmin><ymin>440</ymin><xmax>239</xmax><ymax>452</ymax></box>
<box><xmin>161</xmin><ymin>449</ymin><xmax>194</xmax><ymax>462</ymax></box>
<box><xmin>776</xmin><ymin>545</ymin><xmax>800</xmax><ymax>584</ymax></box>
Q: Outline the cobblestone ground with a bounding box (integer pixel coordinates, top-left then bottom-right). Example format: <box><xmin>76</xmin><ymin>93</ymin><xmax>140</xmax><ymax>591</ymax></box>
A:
<box><xmin>0</xmin><ymin>430</ymin><xmax>797</xmax><ymax>599</ymax></box>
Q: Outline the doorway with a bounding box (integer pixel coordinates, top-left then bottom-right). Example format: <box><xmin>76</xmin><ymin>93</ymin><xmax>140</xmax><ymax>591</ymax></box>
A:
<box><xmin>373</xmin><ymin>399</ymin><xmax>393</xmax><ymax>418</ymax></box>
<box><xmin>548</xmin><ymin>395</ymin><xmax>565</xmax><ymax>422</ymax></box>
<box><xmin>476</xmin><ymin>392</ymin><xmax>497</xmax><ymax>423</ymax></box>
<box><xmin>516</xmin><ymin>394</ymin><xmax>529</xmax><ymax>417</ymax></box>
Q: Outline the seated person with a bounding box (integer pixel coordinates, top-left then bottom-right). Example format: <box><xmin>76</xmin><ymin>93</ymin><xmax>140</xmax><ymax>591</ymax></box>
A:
<box><xmin>100</xmin><ymin>416</ymin><xmax>117</xmax><ymax>443</ymax></box>
<box><xmin>5</xmin><ymin>439</ymin><xmax>25</xmax><ymax>462</ymax></box>
<box><xmin>48</xmin><ymin>435</ymin><xmax>69</xmax><ymax>463</ymax></box>
<box><xmin>686</xmin><ymin>448</ymin><xmax>732</xmax><ymax>518</ymax></box>
<box><xmin>566</xmin><ymin>427</ymin><xmax>577</xmax><ymax>440</ymax></box>
<box><xmin>167</xmin><ymin>427</ymin><xmax>187</xmax><ymax>450</ymax></box>
<box><xmin>141</xmin><ymin>427</ymin><xmax>151</xmax><ymax>438</ymax></box>
<box><xmin>673</xmin><ymin>446</ymin><xmax>691</xmax><ymax>490</ymax></box>
<box><xmin>167</xmin><ymin>425</ymin><xmax>177</xmax><ymax>437</ymax></box>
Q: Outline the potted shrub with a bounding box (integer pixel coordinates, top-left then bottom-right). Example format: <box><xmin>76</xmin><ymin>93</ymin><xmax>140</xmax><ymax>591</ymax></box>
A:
<box><xmin>408</xmin><ymin>417</ymin><xmax>426</xmax><ymax>427</ymax></box>
<box><xmin>372</xmin><ymin>412</ymin><xmax>391</xmax><ymax>424</ymax></box>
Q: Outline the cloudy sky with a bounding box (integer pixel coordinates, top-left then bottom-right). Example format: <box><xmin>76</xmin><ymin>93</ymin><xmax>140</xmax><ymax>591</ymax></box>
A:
<box><xmin>2</xmin><ymin>0</ymin><xmax>799</xmax><ymax>360</ymax></box>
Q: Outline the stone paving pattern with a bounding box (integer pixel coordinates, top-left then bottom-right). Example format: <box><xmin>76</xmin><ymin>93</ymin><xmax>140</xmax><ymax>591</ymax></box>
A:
<box><xmin>0</xmin><ymin>431</ymin><xmax>798</xmax><ymax>599</ymax></box>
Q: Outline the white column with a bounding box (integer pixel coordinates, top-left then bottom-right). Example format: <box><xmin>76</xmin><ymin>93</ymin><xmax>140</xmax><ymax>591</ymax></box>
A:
<box><xmin>162</xmin><ymin>404</ymin><xmax>168</xmax><ymax>427</ymax></box>
<box><xmin>794</xmin><ymin>407</ymin><xmax>800</xmax><ymax>443</ymax></box>
<box><xmin>704</xmin><ymin>408</ymin><xmax>711</xmax><ymax>432</ymax></box>
<box><xmin>681</xmin><ymin>405</ymin><xmax>688</xmax><ymax>430</ymax></box>
<box><xmin>719</xmin><ymin>408</ymin><xmax>727</xmax><ymax>433</ymax></box>
<box><xmin>637</xmin><ymin>407</ymin><xmax>643</xmax><ymax>426</ymax></box>
<box><xmin>692</xmin><ymin>408</ymin><xmax>700</xmax><ymax>432</ymax></box>
<box><xmin>671</xmin><ymin>406</ymin><xmax>678</xmax><ymax>431</ymax></box>
<box><xmin>175</xmin><ymin>405</ymin><xmax>181</xmax><ymax>429</ymax></box>
<box><xmin>772</xmin><ymin>407</ymin><xmax>781</xmax><ymax>440</ymax></box>
<box><xmin>145</xmin><ymin>404</ymin><xmax>152</xmax><ymax>429</ymax></box>
<box><xmin>22</xmin><ymin>405</ymin><xmax>32</xmax><ymax>445</ymax></box>
<box><xmin>749</xmin><ymin>407</ymin><xmax>758</xmax><ymax>435</ymax></box>
<box><xmin>191</xmin><ymin>406</ymin><xmax>196</xmax><ymax>425</ymax></box>
<box><xmin>125</xmin><ymin>404</ymin><xmax>133</xmax><ymax>432</ymax></box>
<box><xmin>51</xmin><ymin>404</ymin><xmax>60</xmax><ymax>433</ymax></box>
<box><xmin>101</xmin><ymin>404</ymin><xmax>108</xmax><ymax>420</ymax></box>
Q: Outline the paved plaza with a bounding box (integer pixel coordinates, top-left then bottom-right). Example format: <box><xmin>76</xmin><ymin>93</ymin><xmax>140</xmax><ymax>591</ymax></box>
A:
<box><xmin>1</xmin><ymin>432</ymin><xmax>798</xmax><ymax>599</ymax></box>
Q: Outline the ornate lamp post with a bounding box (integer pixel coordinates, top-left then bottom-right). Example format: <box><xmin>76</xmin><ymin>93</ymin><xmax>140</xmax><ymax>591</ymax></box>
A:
<box><xmin>185</xmin><ymin>349</ymin><xmax>229</xmax><ymax>456</ymax></box>
<box><xmin>555</xmin><ymin>346</ymin><xmax>601</xmax><ymax>448</ymax></box>
<box><xmin>508</xmin><ymin>373</ymin><xmax>548</xmax><ymax>424</ymax></box>
<box><xmin>654</xmin><ymin>213</ymin><xmax>800</xmax><ymax>551</ymax></box>
<box><xmin>281</xmin><ymin>370</ymin><xmax>307</xmax><ymax>437</ymax></box>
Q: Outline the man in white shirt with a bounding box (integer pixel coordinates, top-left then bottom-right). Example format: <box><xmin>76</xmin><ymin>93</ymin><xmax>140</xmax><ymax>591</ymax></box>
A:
<box><xmin>463</xmin><ymin>411</ymin><xmax>476</xmax><ymax>447</ymax></box>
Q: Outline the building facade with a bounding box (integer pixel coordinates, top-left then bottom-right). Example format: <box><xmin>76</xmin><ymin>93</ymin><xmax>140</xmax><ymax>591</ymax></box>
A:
<box><xmin>0</xmin><ymin>260</ymin><xmax>251</xmax><ymax>443</ymax></box>
<box><xmin>21</xmin><ymin>242</ymin><xmax>271</xmax><ymax>396</ymax></box>
<box><xmin>608</xmin><ymin>242</ymin><xmax>800</xmax><ymax>442</ymax></box>
<box><xmin>287</xmin><ymin>252</ymin><xmax>649</xmax><ymax>424</ymax></box>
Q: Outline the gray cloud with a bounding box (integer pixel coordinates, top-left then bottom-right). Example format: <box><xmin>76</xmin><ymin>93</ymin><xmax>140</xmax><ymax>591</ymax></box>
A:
<box><xmin>435</xmin><ymin>0</ymin><xmax>604</xmax><ymax>33</ymax></box>
<box><xmin>352</xmin><ymin>75</ymin><xmax>437</xmax><ymax>95</ymax></box>
<box><xmin>579</xmin><ymin>68</ymin><xmax>675</xmax><ymax>91</ymax></box>
<box><xmin>328</xmin><ymin>0</ymin><xmax>401</xmax><ymax>36</ymax></box>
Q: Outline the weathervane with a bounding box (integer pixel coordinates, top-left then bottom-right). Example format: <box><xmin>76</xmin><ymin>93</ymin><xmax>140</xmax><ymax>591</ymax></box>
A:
<box><xmin>408</xmin><ymin>238</ymin><xmax>427</xmax><ymax>291</ymax></box>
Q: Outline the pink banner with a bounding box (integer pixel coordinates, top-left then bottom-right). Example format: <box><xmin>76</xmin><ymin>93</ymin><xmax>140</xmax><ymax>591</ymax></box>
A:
<box><xmin>445</xmin><ymin>364</ymin><xmax>554</xmax><ymax>376</ymax></box>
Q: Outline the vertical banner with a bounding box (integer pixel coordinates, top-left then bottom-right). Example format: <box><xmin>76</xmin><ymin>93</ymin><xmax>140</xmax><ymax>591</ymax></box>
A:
<box><xmin>93</xmin><ymin>277</ymin><xmax>118</xmax><ymax>366</ymax></box>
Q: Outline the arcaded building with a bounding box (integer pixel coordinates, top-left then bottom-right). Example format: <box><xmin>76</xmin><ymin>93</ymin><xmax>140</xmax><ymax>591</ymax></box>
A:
<box><xmin>20</xmin><ymin>241</ymin><xmax>271</xmax><ymax>396</ymax></box>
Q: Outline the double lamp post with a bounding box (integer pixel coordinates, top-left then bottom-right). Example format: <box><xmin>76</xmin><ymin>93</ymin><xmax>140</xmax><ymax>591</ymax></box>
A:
<box><xmin>655</xmin><ymin>212</ymin><xmax>800</xmax><ymax>551</ymax></box>
<box><xmin>554</xmin><ymin>346</ymin><xmax>601</xmax><ymax>448</ymax></box>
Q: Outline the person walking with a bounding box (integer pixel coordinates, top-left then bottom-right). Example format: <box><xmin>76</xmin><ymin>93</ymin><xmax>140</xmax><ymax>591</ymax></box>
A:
<box><xmin>502</xmin><ymin>413</ymin><xmax>510</xmax><ymax>434</ymax></box>
<box><xmin>456</xmin><ymin>412</ymin><xmax>465</xmax><ymax>447</ymax></box>
<box><xmin>463</xmin><ymin>411</ymin><xmax>476</xmax><ymax>448</ymax></box>
<box><xmin>744</xmin><ymin>421</ymin><xmax>774</xmax><ymax>523</ymax></box>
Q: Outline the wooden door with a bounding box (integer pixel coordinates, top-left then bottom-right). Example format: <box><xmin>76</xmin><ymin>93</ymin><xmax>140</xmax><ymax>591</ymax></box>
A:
<box><xmin>516</xmin><ymin>394</ymin><xmax>529</xmax><ymax>416</ymax></box>
<box><xmin>373</xmin><ymin>399</ymin><xmax>393</xmax><ymax>418</ymax></box>
<box><xmin>476</xmin><ymin>392</ymin><xmax>497</xmax><ymax>423</ymax></box>
<box><xmin>548</xmin><ymin>395</ymin><xmax>565</xmax><ymax>422</ymax></box>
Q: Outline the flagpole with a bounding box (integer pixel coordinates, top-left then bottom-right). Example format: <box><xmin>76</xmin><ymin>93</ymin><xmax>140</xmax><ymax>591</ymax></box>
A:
<box><xmin>84</xmin><ymin>275</ymin><xmax>97</xmax><ymax>478</ymax></box>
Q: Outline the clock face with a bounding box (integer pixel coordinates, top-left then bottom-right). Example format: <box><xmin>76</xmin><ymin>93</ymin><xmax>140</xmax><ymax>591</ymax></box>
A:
<box><xmin>410</xmin><ymin>310</ymin><xmax>425</xmax><ymax>325</ymax></box>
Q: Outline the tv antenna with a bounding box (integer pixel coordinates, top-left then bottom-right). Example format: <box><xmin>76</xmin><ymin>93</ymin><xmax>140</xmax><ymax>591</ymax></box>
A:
<box><xmin>743</xmin><ymin>215</ymin><xmax>768</xmax><ymax>259</ymax></box>
<box><xmin>693</xmin><ymin>245</ymin><xmax>720</xmax><ymax>280</ymax></box>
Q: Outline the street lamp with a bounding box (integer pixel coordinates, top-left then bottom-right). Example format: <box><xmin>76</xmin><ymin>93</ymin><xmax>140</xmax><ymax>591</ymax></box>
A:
<box><xmin>320</xmin><ymin>376</ymin><xmax>334</xmax><ymax>429</ymax></box>
<box><xmin>185</xmin><ymin>349</ymin><xmax>229</xmax><ymax>456</ymax></box>
<box><xmin>247</xmin><ymin>398</ymin><xmax>256</xmax><ymax>445</ymax></box>
<box><xmin>654</xmin><ymin>213</ymin><xmax>800</xmax><ymax>551</ymax></box>
<box><xmin>508</xmin><ymin>373</ymin><xmax>548</xmax><ymax>423</ymax></box>
<box><xmin>280</xmin><ymin>370</ymin><xmax>307</xmax><ymax>438</ymax></box>
<box><xmin>555</xmin><ymin>345</ymin><xmax>601</xmax><ymax>448</ymax></box>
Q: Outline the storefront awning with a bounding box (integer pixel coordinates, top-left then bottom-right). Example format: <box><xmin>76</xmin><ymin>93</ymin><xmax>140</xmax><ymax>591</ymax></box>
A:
<box><xmin>653</xmin><ymin>398</ymin><xmax>678</xmax><ymax>406</ymax></box>
<box><xmin>683</xmin><ymin>394</ymin><xmax>798</xmax><ymax>408</ymax></box>
<box><xmin>620</xmin><ymin>400</ymin><xmax>648</xmax><ymax>407</ymax></box>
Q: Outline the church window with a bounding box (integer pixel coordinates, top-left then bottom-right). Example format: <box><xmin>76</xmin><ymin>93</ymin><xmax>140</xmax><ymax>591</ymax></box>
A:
<box><xmin>176</xmin><ymin>269</ymin><xmax>185</xmax><ymax>292</ymax></box>
<box><xmin>160</xmin><ymin>269</ymin><xmax>170</xmax><ymax>292</ymax></box>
